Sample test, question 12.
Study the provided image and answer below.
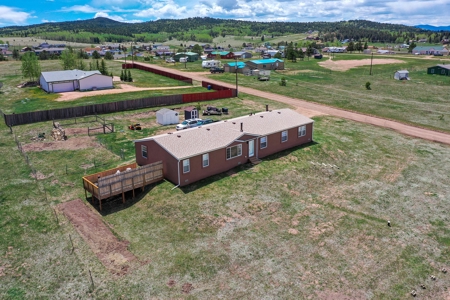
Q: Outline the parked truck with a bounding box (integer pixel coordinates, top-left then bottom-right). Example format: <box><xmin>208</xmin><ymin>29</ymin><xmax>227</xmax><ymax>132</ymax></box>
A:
<box><xmin>210</xmin><ymin>67</ymin><xmax>225</xmax><ymax>74</ymax></box>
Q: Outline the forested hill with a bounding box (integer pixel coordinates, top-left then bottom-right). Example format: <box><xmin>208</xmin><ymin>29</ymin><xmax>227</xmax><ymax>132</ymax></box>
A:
<box><xmin>0</xmin><ymin>17</ymin><xmax>432</xmax><ymax>44</ymax></box>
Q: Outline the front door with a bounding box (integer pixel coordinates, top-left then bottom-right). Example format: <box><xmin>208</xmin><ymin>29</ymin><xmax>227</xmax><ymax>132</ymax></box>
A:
<box><xmin>248</xmin><ymin>140</ymin><xmax>254</xmax><ymax>157</ymax></box>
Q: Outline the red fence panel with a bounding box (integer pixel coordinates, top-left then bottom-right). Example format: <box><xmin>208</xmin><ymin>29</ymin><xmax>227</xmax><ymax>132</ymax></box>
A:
<box><xmin>182</xmin><ymin>90</ymin><xmax>233</xmax><ymax>103</ymax></box>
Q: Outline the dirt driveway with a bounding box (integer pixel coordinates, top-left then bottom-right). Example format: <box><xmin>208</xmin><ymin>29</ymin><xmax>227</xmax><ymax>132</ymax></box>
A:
<box><xmin>56</xmin><ymin>84</ymin><xmax>196</xmax><ymax>101</ymax></box>
<box><xmin>130</xmin><ymin>62</ymin><xmax>450</xmax><ymax>145</ymax></box>
<box><xmin>318</xmin><ymin>58</ymin><xmax>405</xmax><ymax>71</ymax></box>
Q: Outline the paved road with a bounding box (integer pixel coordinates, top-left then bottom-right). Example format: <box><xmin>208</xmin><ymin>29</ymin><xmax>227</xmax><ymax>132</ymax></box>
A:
<box><xmin>133</xmin><ymin>62</ymin><xmax>450</xmax><ymax>145</ymax></box>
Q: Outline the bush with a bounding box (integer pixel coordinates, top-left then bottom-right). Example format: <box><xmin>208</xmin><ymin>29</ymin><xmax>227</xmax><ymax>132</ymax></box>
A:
<box><xmin>279</xmin><ymin>77</ymin><xmax>287</xmax><ymax>86</ymax></box>
<box><xmin>365</xmin><ymin>81</ymin><xmax>371</xmax><ymax>90</ymax></box>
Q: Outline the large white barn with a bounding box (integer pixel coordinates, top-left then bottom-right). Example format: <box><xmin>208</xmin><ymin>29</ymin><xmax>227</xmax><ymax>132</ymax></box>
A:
<box><xmin>39</xmin><ymin>70</ymin><xmax>113</xmax><ymax>93</ymax></box>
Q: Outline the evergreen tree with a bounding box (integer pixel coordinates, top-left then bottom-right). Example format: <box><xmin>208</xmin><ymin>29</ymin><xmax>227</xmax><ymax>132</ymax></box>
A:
<box><xmin>100</xmin><ymin>59</ymin><xmax>108</xmax><ymax>75</ymax></box>
<box><xmin>347</xmin><ymin>41</ymin><xmax>355</xmax><ymax>53</ymax></box>
<box><xmin>297</xmin><ymin>48</ymin><xmax>305</xmax><ymax>60</ymax></box>
<box><xmin>286</xmin><ymin>42</ymin><xmax>297</xmax><ymax>62</ymax></box>
<box><xmin>104</xmin><ymin>51</ymin><xmax>114</xmax><ymax>60</ymax></box>
<box><xmin>127</xmin><ymin>70</ymin><xmax>132</xmax><ymax>82</ymax></box>
<box><xmin>96</xmin><ymin>59</ymin><xmax>100</xmax><ymax>71</ymax></box>
<box><xmin>261</xmin><ymin>35</ymin><xmax>265</xmax><ymax>42</ymax></box>
<box><xmin>120</xmin><ymin>70</ymin><xmax>124</xmax><ymax>81</ymax></box>
<box><xmin>89</xmin><ymin>62</ymin><xmax>93</xmax><ymax>71</ymax></box>
<box><xmin>364</xmin><ymin>42</ymin><xmax>368</xmax><ymax>49</ymax></box>
<box><xmin>408</xmin><ymin>42</ymin><xmax>416</xmax><ymax>53</ymax></box>
<box><xmin>12</xmin><ymin>49</ymin><xmax>20</xmax><ymax>60</ymax></box>
<box><xmin>123</xmin><ymin>69</ymin><xmax>128</xmax><ymax>81</ymax></box>
<box><xmin>76</xmin><ymin>59</ymin><xmax>86</xmax><ymax>70</ymax></box>
<box><xmin>92</xmin><ymin>50</ymin><xmax>101</xmax><ymax>59</ymax></box>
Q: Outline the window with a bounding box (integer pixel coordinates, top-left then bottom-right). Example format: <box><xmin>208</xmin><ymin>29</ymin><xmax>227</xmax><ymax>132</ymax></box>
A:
<box><xmin>281</xmin><ymin>130</ymin><xmax>288</xmax><ymax>142</ymax></box>
<box><xmin>442</xmin><ymin>70</ymin><xmax>446</xmax><ymax>75</ymax></box>
<box><xmin>298</xmin><ymin>125</ymin><xmax>306</xmax><ymax>137</ymax></box>
<box><xmin>431</xmin><ymin>69</ymin><xmax>435</xmax><ymax>74</ymax></box>
<box><xmin>141</xmin><ymin>145</ymin><xmax>147</xmax><ymax>159</ymax></box>
<box><xmin>226</xmin><ymin>144</ymin><xmax>242</xmax><ymax>159</ymax></box>
<box><xmin>183</xmin><ymin>159</ymin><xmax>190</xmax><ymax>173</ymax></box>
<box><xmin>260</xmin><ymin>136</ymin><xmax>267</xmax><ymax>149</ymax></box>
<box><xmin>202</xmin><ymin>153</ymin><xmax>209</xmax><ymax>167</ymax></box>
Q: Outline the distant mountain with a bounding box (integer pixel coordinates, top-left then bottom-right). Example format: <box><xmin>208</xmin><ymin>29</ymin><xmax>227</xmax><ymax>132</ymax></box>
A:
<box><xmin>415</xmin><ymin>25</ymin><xmax>450</xmax><ymax>31</ymax></box>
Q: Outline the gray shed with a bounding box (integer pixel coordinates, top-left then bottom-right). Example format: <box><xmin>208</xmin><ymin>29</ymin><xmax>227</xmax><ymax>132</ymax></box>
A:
<box><xmin>394</xmin><ymin>70</ymin><xmax>410</xmax><ymax>80</ymax></box>
<box><xmin>156</xmin><ymin>108</ymin><xmax>179</xmax><ymax>125</ymax></box>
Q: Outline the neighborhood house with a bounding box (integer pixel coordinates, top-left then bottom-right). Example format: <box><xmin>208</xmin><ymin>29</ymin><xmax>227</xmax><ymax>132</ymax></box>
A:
<box><xmin>39</xmin><ymin>70</ymin><xmax>113</xmax><ymax>93</ymax></box>
<box><xmin>134</xmin><ymin>108</ymin><xmax>313</xmax><ymax>187</ymax></box>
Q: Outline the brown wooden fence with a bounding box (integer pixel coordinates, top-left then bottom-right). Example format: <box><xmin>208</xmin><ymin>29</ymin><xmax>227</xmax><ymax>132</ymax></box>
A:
<box><xmin>4</xmin><ymin>65</ymin><xmax>237</xmax><ymax>127</ymax></box>
<box><xmin>123</xmin><ymin>63</ymin><xmax>193</xmax><ymax>84</ymax></box>
<box><xmin>4</xmin><ymin>95</ymin><xmax>183</xmax><ymax>126</ymax></box>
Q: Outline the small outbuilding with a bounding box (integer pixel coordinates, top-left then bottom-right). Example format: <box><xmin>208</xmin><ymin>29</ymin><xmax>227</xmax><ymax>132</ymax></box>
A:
<box><xmin>394</xmin><ymin>70</ymin><xmax>410</xmax><ymax>80</ymax></box>
<box><xmin>39</xmin><ymin>70</ymin><xmax>113</xmax><ymax>93</ymax></box>
<box><xmin>427</xmin><ymin>64</ymin><xmax>450</xmax><ymax>76</ymax></box>
<box><xmin>156</xmin><ymin>108</ymin><xmax>179</xmax><ymax>125</ymax></box>
<box><xmin>174</xmin><ymin>52</ymin><xmax>199</xmax><ymax>62</ymax></box>
<box><xmin>184</xmin><ymin>106</ymin><xmax>199</xmax><ymax>120</ymax></box>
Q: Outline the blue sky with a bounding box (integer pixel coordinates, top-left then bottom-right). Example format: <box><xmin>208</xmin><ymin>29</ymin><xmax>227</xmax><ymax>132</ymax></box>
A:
<box><xmin>1</xmin><ymin>0</ymin><xmax>449</xmax><ymax>28</ymax></box>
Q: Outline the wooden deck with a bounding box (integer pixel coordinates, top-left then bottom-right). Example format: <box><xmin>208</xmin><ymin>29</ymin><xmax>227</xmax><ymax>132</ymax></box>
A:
<box><xmin>82</xmin><ymin>161</ymin><xmax>163</xmax><ymax>210</ymax></box>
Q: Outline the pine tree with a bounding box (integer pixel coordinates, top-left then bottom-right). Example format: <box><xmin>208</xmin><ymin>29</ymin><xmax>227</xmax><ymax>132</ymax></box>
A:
<box><xmin>127</xmin><ymin>70</ymin><xmax>132</xmax><ymax>82</ymax></box>
<box><xmin>123</xmin><ymin>70</ymin><xmax>128</xmax><ymax>82</ymax></box>
<box><xmin>120</xmin><ymin>70</ymin><xmax>124</xmax><ymax>81</ymax></box>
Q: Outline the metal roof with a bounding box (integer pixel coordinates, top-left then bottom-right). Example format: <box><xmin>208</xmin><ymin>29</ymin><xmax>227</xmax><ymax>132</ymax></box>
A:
<box><xmin>225</xmin><ymin>62</ymin><xmax>246</xmax><ymax>68</ymax></box>
<box><xmin>249</xmin><ymin>59</ymin><xmax>284</xmax><ymax>64</ymax></box>
<box><xmin>436</xmin><ymin>64</ymin><xmax>450</xmax><ymax>70</ymax></box>
<box><xmin>135</xmin><ymin>109</ymin><xmax>313</xmax><ymax>160</ymax></box>
<box><xmin>413</xmin><ymin>46</ymin><xmax>446</xmax><ymax>51</ymax></box>
<box><xmin>40</xmin><ymin>70</ymin><xmax>101</xmax><ymax>83</ymax></box>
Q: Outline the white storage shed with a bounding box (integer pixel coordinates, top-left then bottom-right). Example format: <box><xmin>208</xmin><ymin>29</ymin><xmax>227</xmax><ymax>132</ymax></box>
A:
<box><xmin>156</xmin><ymin>108</ymin><xmax>179</xmax><ymax>125</ymax></box>
<box><xmin>394</xmin><ymin>70</ymin><xmax>410</xmax><ymax>80</ymax></box>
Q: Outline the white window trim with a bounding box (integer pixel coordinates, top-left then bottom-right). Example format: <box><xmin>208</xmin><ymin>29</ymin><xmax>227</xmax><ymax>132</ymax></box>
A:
<box><xmin>260</xmin><ymin>136</ymin><xmax>267</xmax><ymax>149</ymax></box>
<box><xmin>202</xmin><ymin>153</ymin><xmax>209</xmax><ymax>167</ymax></box>
<box><xmin>281</xmin><ymin>130</ymin><xmax>288</xmax><ymax>143</ymax></box>
<box><xmin>298</xmin><ymin>125</ymin><xmax>306</xmax><ymax>137</ymax></box>
<box><xmin>226</xmin><ymin>144</ymin><xmax>242</xmax><ymax>160</ymax></box>
<box><xmin>183</xmin><ymin>159</ymin><xmax>190</xmax><ymax>173</ymax></box>
<box><xmin>141</xmin><ymin>145</ymin><xmax>148</xmax><ymax>159</ymax></box>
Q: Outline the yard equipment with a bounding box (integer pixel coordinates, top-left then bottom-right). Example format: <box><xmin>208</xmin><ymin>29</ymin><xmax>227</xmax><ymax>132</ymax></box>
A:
<box><xmin>128</xmin><ymin>123</ymin><xmax>142</xmax><ymax>130</ymax></box>
<box><xmin>203</xmin><ymin>106</ymin><xmax>222</xmax><ymax>116</ymax></box>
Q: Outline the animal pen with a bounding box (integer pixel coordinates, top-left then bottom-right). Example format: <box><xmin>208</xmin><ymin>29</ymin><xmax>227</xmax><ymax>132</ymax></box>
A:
<box><xmin>82</xmin><ymin>161</ymin><xmax>163</xmax><ymax>210</ymax></box>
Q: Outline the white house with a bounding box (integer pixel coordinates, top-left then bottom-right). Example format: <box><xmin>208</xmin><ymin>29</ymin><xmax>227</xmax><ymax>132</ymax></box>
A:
<box><xmin>394</xmin><ymin>70</ymin><xmax>410</xmax><ymax>80</ymax></box>
<box><xmin>39</xmin><ymin>70</ymin><xmax>113</xmax><ymax>93</ymax></box>
<box><xmin>156</xmin><ymin>108</ymin><xmax>179</xmax><ymax>125</ymax></box>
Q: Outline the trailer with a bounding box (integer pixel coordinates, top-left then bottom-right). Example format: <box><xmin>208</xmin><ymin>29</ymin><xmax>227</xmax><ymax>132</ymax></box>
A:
<box><xmin>202</xmin><ymin>60</ymin><xmax>221</xmax><ymax>68</ymax></box>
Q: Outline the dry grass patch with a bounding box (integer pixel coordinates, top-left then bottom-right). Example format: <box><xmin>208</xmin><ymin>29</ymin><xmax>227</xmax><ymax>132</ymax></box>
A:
<box><xmin>318</xmin><ymin>58</ymin><xmax>405</xmax><ymax>71</ymax></box>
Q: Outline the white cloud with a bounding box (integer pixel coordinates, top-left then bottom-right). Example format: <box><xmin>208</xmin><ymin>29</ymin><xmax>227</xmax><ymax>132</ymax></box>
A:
<box><xmin>0</xmin><ymin>6</ymin><xmax>31</xmax><ymax>25</ymax></box>
<box><xmin>60</xmin><ymin>5</ymin><xmax>104</xmax><ymax>13</ymax></box>
<box><xmin>94</xmin><ymin>12</ymin><xmax>143</xmax><ymax>23</ymax></box>
<box><xmin>134</xmin><ymin>0</ymin><xmax>188</xmax><ymax>18</ymax></box>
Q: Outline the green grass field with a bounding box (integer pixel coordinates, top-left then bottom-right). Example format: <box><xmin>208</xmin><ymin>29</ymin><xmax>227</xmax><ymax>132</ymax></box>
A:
<box><xmin>209</xmin><ymin>54</ymin><xmax>450</xmax><ymax>132</ymax></box>
<box><xmin>1</xmin><ymin>94</ymin><xmax>450</xmax><ymax>298</ymax></box>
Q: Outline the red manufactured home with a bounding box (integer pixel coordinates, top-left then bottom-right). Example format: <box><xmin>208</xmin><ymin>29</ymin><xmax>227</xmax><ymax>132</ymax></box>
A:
<box><xmin>134</xmin><ymin>109</ymin><xmax>314</xmax><ymax>187</ymax></box>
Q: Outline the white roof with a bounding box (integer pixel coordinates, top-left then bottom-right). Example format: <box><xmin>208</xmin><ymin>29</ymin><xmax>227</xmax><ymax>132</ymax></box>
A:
<box><xmin>396</xmin><ymin>70</ymin><xmax>409</xmax><ymax>73</ymax></box>
<box><xmin>40</xmin><ymin>70</ymin><xmax>101</xmax><ymax>83</ymax></box>
<box><xmin>135</xmin><ymin>108</ymin><xmax>313</xmax><ymax>160</ymax></box>
<box><xmin>157</xmin><ymin>108</ymin><xmax>176</xmax><ymax>115</ymax></box>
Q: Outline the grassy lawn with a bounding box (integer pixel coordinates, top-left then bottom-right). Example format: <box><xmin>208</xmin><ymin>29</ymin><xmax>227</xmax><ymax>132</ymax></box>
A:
<box><xmin>0</xmin><ymin>59</ymin><xmax>197</xmax><ymax>114</ymax></box>
<box><xmin>1</xmin><ymin>95</ymin><xmax>450</xmax><ymax>298</ymax></box>
<box><xmin>211</xmin><ymin>54</ymin><xmax>450</xmax><ymax>132</ymax></box>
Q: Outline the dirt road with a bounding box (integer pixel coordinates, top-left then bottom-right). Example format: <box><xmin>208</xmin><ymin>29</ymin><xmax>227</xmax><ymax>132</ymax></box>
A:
<box><xmin>131</xmin><ymin>62</ymin><xmax>450</xmax><ymax>145</ymax></box>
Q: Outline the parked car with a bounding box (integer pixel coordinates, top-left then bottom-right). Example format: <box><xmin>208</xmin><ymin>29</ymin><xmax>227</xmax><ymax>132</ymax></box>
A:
<box><xmin>176</xmin><ymin>118</ymin><xmax>201</xmax><ymax>130</ymax></box>
<box><xmin>197</xmin><ymin>119</ymin><xmax>213</xmax><ymax>126</ymax></box>
<box><xmin>203</xmin><ymin>106</ymin><xmax>222</xmax><ymax>115</ymax></box>
<box><xmin>210</xmin><ymin>67</ymin><xmax>224</xmax><ymax>74</ymax></box>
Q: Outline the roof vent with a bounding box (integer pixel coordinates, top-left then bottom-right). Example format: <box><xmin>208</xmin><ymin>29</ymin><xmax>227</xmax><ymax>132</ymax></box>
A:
<box><xmin>177</xmin><ymin>135</ymin><xmax>181</xmax><ymax>138</ymax></box>
<box><xmin>206</xmin><ymin>128</ymin><xmax>210</xmax><ymax>131</ymax></box>
<box><xmin>232</xmin><ymin>122</ymin><xmax>236</xmax><ymax>124</ymax></box>
<box><xmin>277</xmin><ymin>111</ymin><xmax>281</xmax><ymax>114</ymax></box>
<box><xmin>260</xmin><ymin>116</ymin><xmax>264</xmax><ymax>118</ymax></box>
<box><xmin>168</xmin><ymin>132</ymin><xmax>173</xmax><ymax>134</ymax></box>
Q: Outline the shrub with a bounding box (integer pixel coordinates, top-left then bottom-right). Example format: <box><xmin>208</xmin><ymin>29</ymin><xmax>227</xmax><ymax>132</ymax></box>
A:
<box><xmin>279</xmin><ymin>77</ymin><xmax>287</xmax><ymax>86</ymax></box>
<box><xmin>365</xmin><ymin>81</ymin><xmax>371</xmax><ymax>90</ymax></box>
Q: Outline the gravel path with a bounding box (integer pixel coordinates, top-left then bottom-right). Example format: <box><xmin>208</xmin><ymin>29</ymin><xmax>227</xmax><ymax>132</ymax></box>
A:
<box><xmin>132</xmin><ymin>62</ymin><xmax>450</xmax><ymax>145</ymax></box>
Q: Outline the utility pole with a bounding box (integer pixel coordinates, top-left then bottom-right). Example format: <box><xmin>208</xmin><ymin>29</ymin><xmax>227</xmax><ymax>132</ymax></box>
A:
<box><xmin>235</xmin><ymin>56</ymin><xmax>238</xmax><ymax>97</ymax></box>
<box><xmin>369</xmin><ymin>53</ymin><xmax>373</xmax><ymax>75</ymax></box>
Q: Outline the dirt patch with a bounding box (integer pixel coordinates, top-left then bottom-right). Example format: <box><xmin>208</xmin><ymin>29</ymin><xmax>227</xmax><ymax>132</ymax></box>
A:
<box><xmin>182</xmin><ymin>282</ymin><xmax>194</xmax><ymax>294</ymax></box>
<box><xmin>59</xmin><ymin>199</ymin><xmax>137</xmax><ymax>275</ymax></box>
<box><xmin>55</xmin><ymin>84</ymin><xmax>194</xmax><ymax>102</ymax></box>
<box><xmin>30</xmin><ymin>171</ymin><xmax>53</xmax><ymax>180</ymax></box>
<box><xmin>22</xmin><ymin>136</ymin><xmax>101</xmax><ymax>152</ymax></box>
<box><xmin>319</xmin><ymin>58</ymin><xmax>405</xmax><ymax>71</ymax></box>
<box><xmin>316</xmin><ymin>290</ymin><xmax>367</xmax><ymax>299</ymax></box>
<box><xmin>64</xmin><ymin>128</ymin><xmax>89</xmax><ymax>135</ymax></box>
